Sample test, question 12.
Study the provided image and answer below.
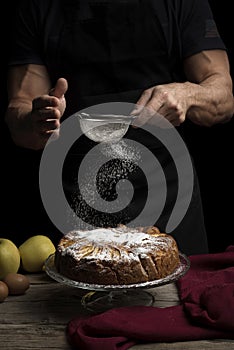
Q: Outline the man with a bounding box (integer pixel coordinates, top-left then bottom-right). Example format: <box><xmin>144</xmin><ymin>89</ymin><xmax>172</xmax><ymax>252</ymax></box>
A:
<box><xmin>4</xmin><ymin>0</ymin><xmax>233</xmax><ymax>253</ymax></box>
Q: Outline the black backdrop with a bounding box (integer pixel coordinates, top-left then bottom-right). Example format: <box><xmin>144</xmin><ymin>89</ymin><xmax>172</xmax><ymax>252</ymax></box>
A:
<box><xmin>183</xmin><ymin>0</ymin><xmax>234</xmax><ymax>252</ymax></box>
<box><xmin>0</xmin><ymin>0</ymin><xmax>233</xmax><ymax>251</ymax></box>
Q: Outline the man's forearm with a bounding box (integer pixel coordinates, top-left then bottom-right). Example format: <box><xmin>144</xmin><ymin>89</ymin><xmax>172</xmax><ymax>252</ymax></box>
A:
<box><xmin>185</xmin><ymin>77</ymin><xmax>234</xmax><ymax>126</ymax></box>
<box><xmin>5</xmin><ymin>102</ymin><xmax>45</xmax><ymax>150</ymax></box>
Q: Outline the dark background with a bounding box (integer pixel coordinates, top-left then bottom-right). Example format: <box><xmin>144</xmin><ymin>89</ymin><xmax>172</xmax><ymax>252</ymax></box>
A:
<box><xmin>184</xmin><ymin>0</ymin><xmax>234</xmax><ymax>252</ymax></box>
<box><xmin>0</xmin><ymin>0</ymin><xmax>233</xmax><ymax>251</ymax></box>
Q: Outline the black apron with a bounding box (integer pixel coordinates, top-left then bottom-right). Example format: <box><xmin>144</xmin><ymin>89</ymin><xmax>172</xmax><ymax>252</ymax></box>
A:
<box><xmin>58</xmin><ymin>1</ymin><xmax>209</xmax><ymax>254</ymax></box>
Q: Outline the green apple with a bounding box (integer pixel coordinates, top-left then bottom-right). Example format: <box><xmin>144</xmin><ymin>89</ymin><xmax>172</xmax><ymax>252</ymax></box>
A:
<box><xmin>0</xmin><ymin>238</ymin><xmax>21</xmax><ymax>279</ymax></box>
<box><xmin>19</xmin><ymin>235</ymin><xmax>55</xmax><ymax>272</ymax></box>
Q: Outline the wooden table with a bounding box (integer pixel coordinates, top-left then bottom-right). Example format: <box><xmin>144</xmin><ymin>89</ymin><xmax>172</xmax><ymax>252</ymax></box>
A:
<box><xmin>0</xmin><ymin>273</ymin><xmax>233</xmax><ymax>350</ymax></box>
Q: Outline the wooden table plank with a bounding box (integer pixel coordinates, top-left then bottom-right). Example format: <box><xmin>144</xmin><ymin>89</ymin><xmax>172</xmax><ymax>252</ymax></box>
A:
<box><xmin>0</xmin><ymin>273</ymin><xmax>233</xmax><ymax>350</ymax></box>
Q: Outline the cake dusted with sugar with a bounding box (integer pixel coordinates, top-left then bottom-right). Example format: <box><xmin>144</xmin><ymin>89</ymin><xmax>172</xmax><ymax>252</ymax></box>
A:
<box><xmin>54</xmin><ymin>225</ymin><xmax>180</xmax><ymax>285</ymax></box>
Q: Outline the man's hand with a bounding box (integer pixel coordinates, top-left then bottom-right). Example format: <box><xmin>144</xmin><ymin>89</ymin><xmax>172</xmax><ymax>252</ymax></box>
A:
<box><xmin>5</xmin><ymin>65</ymin><xmax>68</xmax><ymax>150</ymax></box>
<box><xmin>31</xmin><ymin>78</ymin><xmax>68</xmax><ymax>142</ymax></box>
<box><xmin>131</xmin><ymin>83</ymin><xmax>188</xmax><ymax>128</ymax></box>
<box><xmin>131</xmin><ymin>50</ymin><xmax>234</xmax><ymax>128</ymax></box>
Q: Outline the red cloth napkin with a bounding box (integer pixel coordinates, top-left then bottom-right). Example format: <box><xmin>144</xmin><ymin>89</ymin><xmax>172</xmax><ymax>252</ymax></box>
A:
<box><xmin>67</xmin><ymin>246</ymin><xmax>234</xmax><ymax>350</ymax></box>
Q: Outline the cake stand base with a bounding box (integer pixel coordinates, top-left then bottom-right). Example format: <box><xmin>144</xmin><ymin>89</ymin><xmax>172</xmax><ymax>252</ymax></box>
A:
<box><xmin>81</xmin><ymin>289</ymin><xmax>154</xmax><ymax>313</ymax></box>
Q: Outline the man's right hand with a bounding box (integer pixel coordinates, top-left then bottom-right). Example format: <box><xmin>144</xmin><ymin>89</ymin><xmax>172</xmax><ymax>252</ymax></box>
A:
<box><xmin>5</xmin><ymin>64</ymin><xmax>68</xmax><ymax>150</ymax></box>
<box><xmin>30</xmin><ymin>78</ymin><xmax>68</xmax><ymax>146</ymax></box>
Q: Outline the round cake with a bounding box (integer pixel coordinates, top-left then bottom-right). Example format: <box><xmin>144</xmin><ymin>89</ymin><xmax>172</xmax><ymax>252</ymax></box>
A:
<box><xmin>54</xmin><ymin>225</ymin><xmax>180</xmax><ymax>285</ymax></box>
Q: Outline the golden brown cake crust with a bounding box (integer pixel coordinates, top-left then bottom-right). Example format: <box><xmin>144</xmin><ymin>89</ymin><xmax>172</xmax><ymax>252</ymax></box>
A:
<box><xmin>54</xmin><ymin>226</ymin><xmax>180</xmax><ymax>285</ymax></box>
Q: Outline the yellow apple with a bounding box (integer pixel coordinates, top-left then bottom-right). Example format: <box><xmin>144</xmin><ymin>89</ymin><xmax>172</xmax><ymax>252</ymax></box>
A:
<box><xmin>0</xmin><ymin>238</ymin><xmax>21</xmax><ymax>279</ymax></box>
<box><xmin>19</xmin><ymin>235</ymin><xmax>56</xmax><ymax>273</ymax></box>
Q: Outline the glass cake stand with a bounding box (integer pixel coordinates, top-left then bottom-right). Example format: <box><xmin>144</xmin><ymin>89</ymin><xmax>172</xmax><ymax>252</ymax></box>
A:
<box><xmin>45</xmin><ymin>252</ymin><xmax>190</xmax><ymax>313</ymax></box>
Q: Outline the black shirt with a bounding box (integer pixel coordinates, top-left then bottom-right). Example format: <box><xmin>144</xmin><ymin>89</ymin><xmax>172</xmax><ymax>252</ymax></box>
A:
<box><xmin>8</xmin><ymin>0</ymin><xmax>225</xmax><ymax>116</ymax></box>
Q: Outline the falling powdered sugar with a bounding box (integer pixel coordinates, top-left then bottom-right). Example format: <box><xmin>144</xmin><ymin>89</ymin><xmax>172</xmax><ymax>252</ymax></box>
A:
<box><xmin>100</xmin><ymin>139</ymin><xmax>140</xmax><ymax>164</ymax></box>
<box><xmin>67</xmin><ymin>139</ymin><xmax>142</xmax><ymax>229</ymax></box>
